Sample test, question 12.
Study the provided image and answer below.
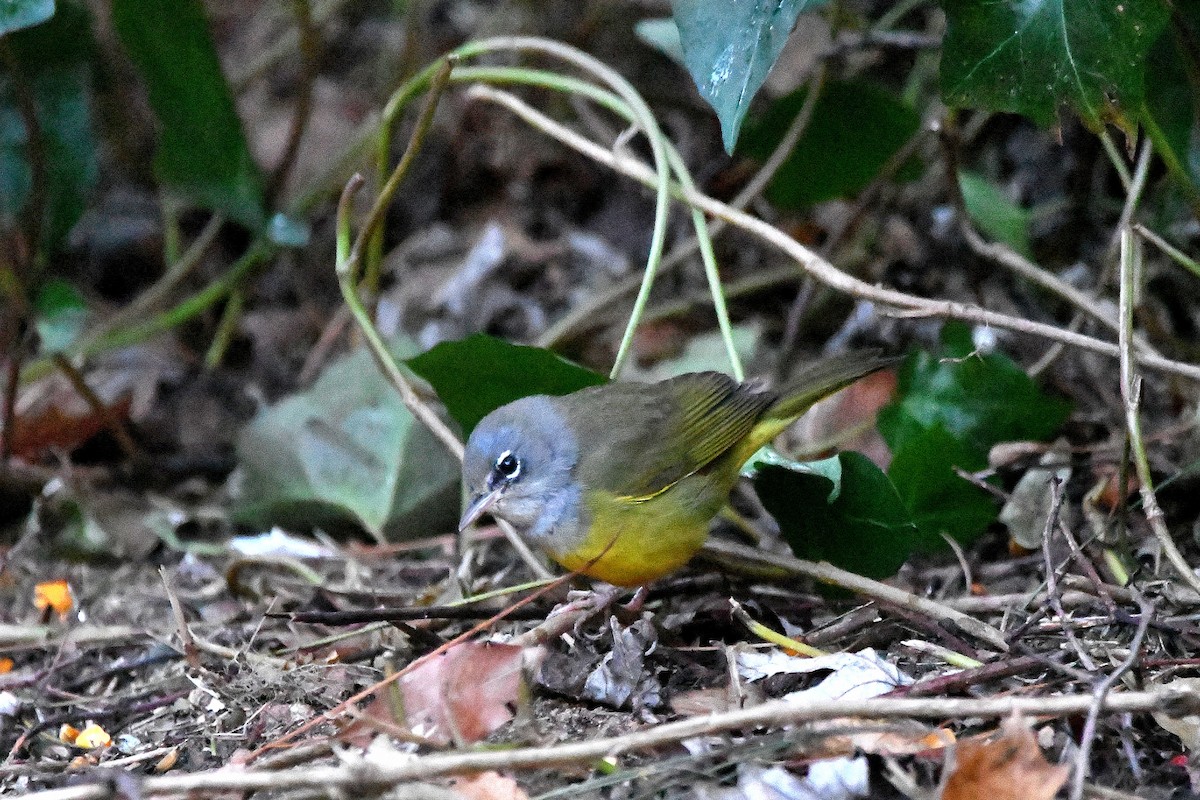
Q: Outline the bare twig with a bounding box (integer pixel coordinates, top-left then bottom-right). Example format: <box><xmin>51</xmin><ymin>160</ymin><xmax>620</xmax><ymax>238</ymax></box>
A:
<box><xmin>940</xmin><ymin>120</ymin><xmax>1158</xmax><ymax>359</ymax></box>
<box><xmin>21</xmin><ymin>688</ymin><xmax>1199</xmax><ymax>800</ymax></box>
<box><xmin>1069</xmin><ymin>593</ymin><xmax>1153</xmax><ymax>800</ymax></box>
<box><xmin>1041</xmin><ymin>476</ymin><xmax>1097</xmax><ymax>671</ymax></box>
<box><xmin>465</xmin><ymin>85</ymin><xmax>1200</xmax><ymax>383</ymax></box>
<box><xmin>701</xmin><ymin>536</ymin><xmax>1009</xmax><ymax>652</ymax></box>
<box><xmin>1117</xmin><ymin>228</ymin><xmax>1200</xmax><ymax>594</ymax></box>
<box><xmin>267</xmin><ymin>0</ymin><xmax>321</xmax><ymax>200</ymax></box>
<box><xmin>49</xmin><ymin>353</ymin><xmax>140</xmax><ymax>460</ymax></box>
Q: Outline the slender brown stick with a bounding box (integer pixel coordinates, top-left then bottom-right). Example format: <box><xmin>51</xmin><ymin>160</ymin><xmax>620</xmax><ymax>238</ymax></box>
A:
<box><xmin>466</xmin><ymin>85</ymin><xmax>1200</xmax><ymax>383</ymax></box>
<box><xmin>50</xmin><ymin>353</ymin><xmax>140</xmax><ymax>460</ymax></box>
<box><xmin>21</xmin><ymin>687</ymin><xmax>1199</xmax><ymax>800</ymax></box>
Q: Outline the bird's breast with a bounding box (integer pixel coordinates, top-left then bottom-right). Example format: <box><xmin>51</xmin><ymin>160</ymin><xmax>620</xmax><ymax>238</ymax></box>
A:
<box><xmin>542</xmin><ymin>477</ymin><xmax>723</xmax><ymax>586</ymax></box>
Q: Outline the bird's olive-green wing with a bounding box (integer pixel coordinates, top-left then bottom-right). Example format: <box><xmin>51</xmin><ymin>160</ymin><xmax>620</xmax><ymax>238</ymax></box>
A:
<box><xmin>559</xmin><ymin>372</ymin><xmax>775</xmax><ymax>500</ymax></box>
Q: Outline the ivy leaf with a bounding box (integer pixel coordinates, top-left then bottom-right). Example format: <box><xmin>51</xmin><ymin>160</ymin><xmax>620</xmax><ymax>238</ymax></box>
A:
<box><xmin>940</xmin><ymin>0</ymin><xmax>1170</xmax><ymax>136</ymax></box>
<box><xmin>741</xmin><ymin>79</ymin><xmax>921</xmax><ymax>209</ymax></box>
<box><xmin>0</xmin><ymin>1</ymin><xmax>97</xmax><ymax>253</ymax></box>
<box><xmin>959</xmin><ymin>172</ymin><xmax>1032</xmax><ymax>258</ymax></box>
<box><xmin>886</xmin><ymin>423</ymin><xmax>997</xmax><ymax>547</ymax></box>
<box><xmin>756</xmin><ymin>453</ymin><xmax>918</xmax><ymax>580</ymax></box>
<box><xmin>878</xmin><ymin>323</ymin><xmax>1071</xmax><ymax>458</ymax></box>
<box><xmin>233</xmin><ymin>341</ymin><xmax>460</xmax><ymax>541</ymax></box>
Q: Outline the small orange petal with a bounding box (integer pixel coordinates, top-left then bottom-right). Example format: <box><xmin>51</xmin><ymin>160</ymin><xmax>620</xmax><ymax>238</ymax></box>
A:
<box><xmin>35</xmin><ymin>580</ymin><xmax>74</xmax><ymax>617</ymax></box>
<box><xmin>73</xmin><ymin>723</ymin><xmax>112</xmax><ymax>749</ymax></box>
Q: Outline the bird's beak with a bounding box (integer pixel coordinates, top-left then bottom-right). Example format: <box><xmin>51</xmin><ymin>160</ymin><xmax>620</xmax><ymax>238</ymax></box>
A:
<box><xmin>458</xmin><ymin>487</ymin><xmax>504</xmax><ymax>531</ymax></box>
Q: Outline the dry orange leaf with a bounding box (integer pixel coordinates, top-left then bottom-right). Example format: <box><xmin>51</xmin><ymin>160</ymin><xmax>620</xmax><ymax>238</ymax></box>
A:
<box><xmin>942</xmin><ymin>717</ymin><xmax>1068</xmax><ymax>800</ymax></box>
<box><xmin>35</xmin><ymin>580</ymin><xmax>73</xmax><ymax>618</ymax></box>
<box><xmin>0</xmin><ymin>657</ymin><xmax>14</xmax><ymax>674</ymax></box>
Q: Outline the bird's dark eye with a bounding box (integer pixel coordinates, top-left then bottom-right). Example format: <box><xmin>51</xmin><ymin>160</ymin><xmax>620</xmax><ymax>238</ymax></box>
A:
<box><xmin>494</xmin><ymin>450</ymin><xmax>521</xmax><ymax>479</ymax></box>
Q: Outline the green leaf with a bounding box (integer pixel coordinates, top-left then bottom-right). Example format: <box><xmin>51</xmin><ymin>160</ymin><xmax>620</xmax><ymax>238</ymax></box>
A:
<box><xmin>634</xmin><ymin>17</ymin><xmax>684</xmax><ymax>64</ymax></box>
<box><xmin>407</xmin><ymin>334</ymin><xmax>606</xmax><ymax>436</ymax></box>
<box><xmin>112</xmin><ymin>0</ymin><xmax>264</xmax><ymax>229</ymax></box>
<box><xmin>0</xmin><ymin>0</ymin><xmax>97</xmax><ymax>253</ymax></box>
<box><xmin>876</xmin><ymin>323</ymin><xmax>1070</xmax><ymax>549</ymax></box>
<box><xmin>670</xmin><ymin>0</ymin><xmax>811</xmax><ymax>154</ymax></box>
<box><xmin>756</xmin><ymin>452</ymin><xmax>918</xmax><ymax>580</ymax></box>
<box><xmin>877</xmin><ymin>322</ymin><xmax>1071</xmax><ymax>457</ymax></box>
<box><xmin>958</xmin><ymin>171</ymin><xmax>1032</xmax><ymax>258</ymax></box>
<box><xmin>233</xmin><ymin>341</ymin><xmax>460</xmax><ymax>541</ymax></box>
<box><xmin>940</xmin><ymin>0</ymin><xmax>1170</xmax><ymax>134</ymax></box>
<box><xmin>746</xmin><ymin>451</ymin><xmax>842</xmax><ymax>500</ymax></box>
<box><xmin>0</xmin><ymin>0</ymin><xmax>54</xmax><ymax>35</ymax></box>
<box><xmin>886</xmin><ymin>423</ymin><xmax>997</xmax><ymax>548</ymax></box>
<box><xmin>740</xmin><ymin>79</ymin><xmax>921</xmax><ymax>209</ymax></box>
<box><xmin>33</xmin><ymin>277</ymin><xmax>87</xmax><ymax>353</ymax></box>
<box><xmin>1142</xmin><ymin>7</ymin><xmax>1200</xmax><ymax>202</ymax></box>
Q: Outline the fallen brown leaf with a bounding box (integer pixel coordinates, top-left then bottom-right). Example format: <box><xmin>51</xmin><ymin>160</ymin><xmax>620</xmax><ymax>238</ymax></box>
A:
<box><xmin>942</xmin><ymin>717</ymin><xmax>1068</xmax><ymax>800</ymax></box>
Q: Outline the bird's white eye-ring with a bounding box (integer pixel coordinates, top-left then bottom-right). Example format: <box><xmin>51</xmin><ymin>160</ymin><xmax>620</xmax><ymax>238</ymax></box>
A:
<box><xmin>494</xmin><ymin>450</ymin><xmax>521</xmax><ymax>479</ymax></box>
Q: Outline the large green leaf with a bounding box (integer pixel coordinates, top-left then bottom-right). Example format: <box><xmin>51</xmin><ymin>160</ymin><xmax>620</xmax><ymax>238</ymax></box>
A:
<box><xmin>0</xmin><ymin>1</ymin><xmax>96</xmax><ymax>253</ymax></box>
<box><xmin>0</xmin><ymin>0</ymin><xmax>53</xmax><ymax>35</ymax></box>
<box><xmin>886</xmin><ymin>422</ymin><xmax>996</xmax><ymax>548</ymax></box>
<box><xmin>233</xmin><ymin>341</ymin><xmax>460</xmax><ymax>541</ymax></box>
<box><xmin>877</xmin><ymin>323</ymin><xmax>1070</xmax><ymax>549</ymax></box>
<box><xmin>111</xmin><ymin>0</ymin><xmax>264</xmax><ymax>229</ymax></box>
<box><xmin>670</xmin><ymin>0</ymin><xmax>813</xmax><ymax>154</ymax></box>
<box><xmin>1142</xmin><ymin>6</ymin><xmax>1200</xmax><ymax>202</ymax></box>
<box><xmin>940</xmin><ymin>0</ymin><xmax>1170</xmax><ymax>134</ymax></box>
<box><xmin>407</xmin><ymin>334</ymin><xmax>606</xmax><ymax>436</ymax></box>
<box><xmin>740</xmin><ymin>79</ymin><xmax>920</xmax><ymax>209</ymax></box>
<box><xmin>878</xmin><ymin>323</ymin><xmax>1071</xmax><ymax>458</ymax></box>
<box><xmin>756</xmin><ymin>452</ymin><xmax>918</xmax><ymax>580</ymax></box>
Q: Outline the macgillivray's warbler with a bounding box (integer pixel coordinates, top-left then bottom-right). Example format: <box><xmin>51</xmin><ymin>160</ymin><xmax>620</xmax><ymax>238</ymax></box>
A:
<box><xmin>459</xmin><ymin>350</ymin><xmax>895</xmax><ymax>586</ymax></box>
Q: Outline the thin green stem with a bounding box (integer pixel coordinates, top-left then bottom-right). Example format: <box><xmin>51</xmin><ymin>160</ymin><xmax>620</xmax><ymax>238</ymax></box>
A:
<box><xmin>205</xmin><ymin>288</ymin><xmax>245</xmax><ymax>369</ymax></box>
<box><xmin>352</xmin><ymin>57</ymin><xmax>455</xmax><ymax>288</ymax></box>
<box><xmin>1134</xmin><ymin>222</ymin><xmax>1200</xmax><ymax>282</ymax></box>
<box><xmin>452</xmin><ymin>65</ymin><xmax>740</xmax><ymax>378</ymax></box>
<box><xmin>84</xmin><ymin>240</ymin><xmax>274</xmax><ymax>357</ymax></box>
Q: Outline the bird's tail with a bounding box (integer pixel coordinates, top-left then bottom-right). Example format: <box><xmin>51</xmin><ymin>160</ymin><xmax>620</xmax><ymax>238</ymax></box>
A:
<box><xmin>743</xmin><ymin>349</ymin><xmax>899</xmax><ymax>455</ymax></box>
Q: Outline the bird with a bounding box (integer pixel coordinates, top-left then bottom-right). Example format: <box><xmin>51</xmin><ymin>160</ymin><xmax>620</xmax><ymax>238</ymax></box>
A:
<box><xmin>458</xmin><ymin>350</ymin><xmax>895</xmax><ymax>586</ymax></box>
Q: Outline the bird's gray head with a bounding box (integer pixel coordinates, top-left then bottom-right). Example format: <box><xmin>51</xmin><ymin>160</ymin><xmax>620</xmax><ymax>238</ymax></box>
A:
<box><xmin>459</xmin><ymin>395</ymin><xmax>582</xmax><ymax>544</ymax></box>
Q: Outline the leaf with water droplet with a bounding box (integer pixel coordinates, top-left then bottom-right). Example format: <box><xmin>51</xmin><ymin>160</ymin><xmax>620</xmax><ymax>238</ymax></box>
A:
<box><xmin>671</xmin><ymin>0</ymin><xmax>823</xmax><ymax>153</ymax></box>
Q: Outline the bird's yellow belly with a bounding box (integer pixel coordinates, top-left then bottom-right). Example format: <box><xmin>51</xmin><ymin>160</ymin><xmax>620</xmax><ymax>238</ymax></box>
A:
<box><xmin>549</xmin><ymin>483</ymin><xmax>719</xmax><ymax>587</ymax></box>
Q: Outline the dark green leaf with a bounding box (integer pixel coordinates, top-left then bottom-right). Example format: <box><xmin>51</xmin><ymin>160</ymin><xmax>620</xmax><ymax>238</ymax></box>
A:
<box><xmin>0</xmin><ymin>0</ymin><xmax>96</xmax><ymax>252</ymax></box>
<box><xmin>0</xmin><ymin>0</ymin><xmax>53</xmax><ymax>36</ymax></box>
<box><xmin>940</xmin><ymin>0</ymin><xmax>1170</xmax><ymax>133</ymax></box>
<box><xmin>407</xmin><ymin>334</ymin><xmax>607</xmax><ymax>436</ymax></box>
<box><xmin>112</xmin><ymin>0</ymin><xmax>264</xmax><ymax>228</ymax></box>
<box><xmin>877</xmin><ymin>322</ymin><xmax>1071</xmax><ymax>457</ymax></box>
<box><xmin>886</xmin><ymin>423</ymin><xmax>997</xmax><ymax>548</ymax></box>
<box><xmin>959</xmin><ymin>171</ymin><xmax>1032</xmax><ymax>258</ymax></box>
<box><xmin>740</xmin><ymin>79</ymin><xmax>921</xmax><ymax>209</ymax></box>
<box><xmin>670</xmin><ymin>0</ymin><xmax>812</xmax><ymax>153</ymax></box>
<box><xmin>756</xmin><ymin>452</ymin><xmax>918</xmax><ymax>580</ymax></box>
<box><xmin>1142</xmin><ymin>7</ymin><xmax>1200</xmax><ymax>201</ymax></box>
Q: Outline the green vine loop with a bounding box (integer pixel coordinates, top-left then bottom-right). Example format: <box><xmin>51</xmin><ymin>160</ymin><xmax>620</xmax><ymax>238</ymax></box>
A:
<box><xmin>373</xmin><ymin>36</ymin><xmax>678</xmax><ymax>380</ymax></box>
